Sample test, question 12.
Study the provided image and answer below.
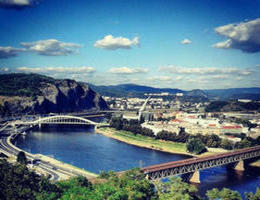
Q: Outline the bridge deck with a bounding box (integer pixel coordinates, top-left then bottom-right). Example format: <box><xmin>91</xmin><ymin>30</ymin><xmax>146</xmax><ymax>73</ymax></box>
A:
<box><xmin>142</xmin><ymin>146</ymin><xmax>260</xmax><ymax>174</ymax></box>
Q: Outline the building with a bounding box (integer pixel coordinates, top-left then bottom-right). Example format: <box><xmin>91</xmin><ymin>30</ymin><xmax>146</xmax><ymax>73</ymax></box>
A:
<box><xmin>139</xmin><ymin>111</ymin><xmax>154</xmax><ymax>122</ymax></box>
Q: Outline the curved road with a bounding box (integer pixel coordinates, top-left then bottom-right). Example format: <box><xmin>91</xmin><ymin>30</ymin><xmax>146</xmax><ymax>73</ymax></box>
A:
<box><xmin>0</xmin><ymin>124</ymin><xmax>97</xmax><ymax>181</ymax></box>
<box><xmin>0</xmin><ymin>136</ymin><xmax>59</xmax><ymax>181</ymax></box>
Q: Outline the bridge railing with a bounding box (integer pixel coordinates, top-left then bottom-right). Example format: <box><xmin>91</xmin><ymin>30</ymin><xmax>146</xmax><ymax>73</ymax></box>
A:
<box><xmin>12</xmin><ymin>115</ymin><xmax>101</xmax><ymax>126</ymax></box>
<box><xmin>142</xmin><ymin>146</ymin><xmax>260</xmax><ymax>180</ymax></box>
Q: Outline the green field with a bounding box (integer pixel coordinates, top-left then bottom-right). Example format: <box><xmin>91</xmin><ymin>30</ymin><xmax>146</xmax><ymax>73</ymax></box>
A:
<box><xmin>98</xmin><ymin>127</ymin><xmax>190</xmax><ymax>155</ymax></box>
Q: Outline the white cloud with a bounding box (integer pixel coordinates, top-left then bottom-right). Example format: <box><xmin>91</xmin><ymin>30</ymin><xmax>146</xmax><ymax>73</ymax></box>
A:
<box><xmin>21</xmin><ymin>39</ymin><xmax>81</xmax><ymax>56</ymax></box>
<box><xmin>0</xmin><ymin>46</ymin><xmax>25</xmax><ymax>58</ymax></box>
<box><xmin>11</xmin><ymin>0</ymin><xmax>30</xmax><ymax>5</ymax></box>
<box><xmin>147</xmin><ymin>76</ymin><xmax>172</xmax><ymax>81</ymax></box>
<box><xmin>17</xmin><ymin>66</ymin><xmax>96</xmax><ymax>74</ymax></box>
<box><xmin>0</xmin><ymin>67</ymin><xmax>9</xmax><ymax>73</ymax></box>
<box><xmin>208</xmin><ymin>74</ymin><xmax>228</xmax><ymax>79</ymax></box>
<box><xmin>175</xmin><ymin>76</ymin><xmax>183</xmax><ymax>81</ymax></box>
<box><xmin>213</xmin><ymin>18</ymin><xmax>260</xmax><ymax>53</ymax></box>
<box><xmin>94</xmin><ymin>35</ymin><xmax>139</xmax><ymax>50</ymax></box>
<box><xmin>109</xmin><ymin>67</ymin><xmax>148</xmax><ymax>74</ymax></box>
<box><xmin>0</xmin><ymin>0</ymin><xmax>36</xmax><ymax>8</ymax></box>
<box><xmin>160</xmin><ymin>65</ymin><xmax>253</xmax><ymax>76</ymax></box>
<box><xmin>181</xmin><ymin>38</ymin><xmax>191</xmax><ymax>45</ymax></box>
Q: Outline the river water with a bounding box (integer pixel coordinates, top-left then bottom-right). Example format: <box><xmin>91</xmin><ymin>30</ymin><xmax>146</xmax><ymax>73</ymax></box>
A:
<box><xmin>15</xmin><ymin>126</ymin><xmax>260</xmax><ymax>198</ymax></box>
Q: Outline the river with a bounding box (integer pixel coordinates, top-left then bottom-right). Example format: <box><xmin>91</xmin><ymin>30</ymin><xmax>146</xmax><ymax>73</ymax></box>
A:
<box><xmin>15</xmin><ymin>126</ymin><xmax>260</xmax><ymax>198</ymax></box>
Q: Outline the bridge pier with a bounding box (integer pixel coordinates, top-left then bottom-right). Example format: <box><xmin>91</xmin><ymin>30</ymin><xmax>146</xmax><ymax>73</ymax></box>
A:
<box><xmin>189</xmin><ymin>171</ymin><xmax>200</xmax><ymax>183</ymax></box>
<box><xmin>94</xmin><ymin>125</ymin><xmax>98</xmax><ymax>132</ymax></box>
<box><xmin>227</xmin><ymin>160</ymin><xmax>245</xmax><ymax>171</ymax></box>
<box><xmin>234</xmin><ymin>160</ymin><xmax>245</xmax><ymax>171</ymax></box>
<box><xmin>182</xmin><ymin>171</ymin><xmax>200</xmax><ymax>183</ymax></box>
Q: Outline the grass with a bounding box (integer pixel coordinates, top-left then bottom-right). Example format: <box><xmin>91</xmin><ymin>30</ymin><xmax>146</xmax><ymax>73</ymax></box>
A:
<box><xmin>97</xmin><ymin>128</ymin><xmax>234</xmax><ymax>157</ymax></box>
<box><xmin>98</xmin><ymin>127</ymin><xmax>190</xmax><ymax>156</ymax></box>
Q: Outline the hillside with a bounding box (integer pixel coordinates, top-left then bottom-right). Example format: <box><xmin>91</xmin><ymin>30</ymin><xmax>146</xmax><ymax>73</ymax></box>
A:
<box><xmin>205</xmin><ymin>100</ymin><xmax>260</xmax><ymax>112</ymax></box>
<box><xmin>90</xmin><ymin>83</ymin><xmax>260</xmax><ymax>101</ymax></box>
<box><xmin>89</xmin><ymin>83</ymin><xmax>184</xmax><ymax>98</ymax></box>
<box><xmin>0</xmin><ymin>73</ymin><xmax>108</xmax><ymax>116</ymax></box>
<box><xmin>0</xmin><ymin>73</ymin><xmax>55</xmax><ymax>97</ymax></box>
<box><xmin>205</xmin><ymin>88</ymin><xmax>260</xmax><ymax>100</ymax></box>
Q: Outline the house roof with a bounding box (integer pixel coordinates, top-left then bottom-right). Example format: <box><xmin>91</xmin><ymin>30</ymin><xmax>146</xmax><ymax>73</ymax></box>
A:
<box><xmin>222</xmin><ymin>125</ymin><xmax>242</xmax><ymax>129</ymax></box>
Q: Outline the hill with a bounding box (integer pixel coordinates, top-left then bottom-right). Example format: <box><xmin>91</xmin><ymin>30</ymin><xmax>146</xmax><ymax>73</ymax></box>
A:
<box><xmin>88</xmin><ymin>83</ymin><xmax>184</xmax><ymax>98</ymax></box>
<box><xmin>205</xmin><ymin>88</ymin><xmax>260</xmax><ymax>100</ymax></box>
<box><xmin>0</xmin><ymin>73</ymin><xmax>108</xmax><ymax>116</ymax></box>
<box><xmin>90</xmin><ymin>83</ymin><xmax>260</xmax><ymax>101</ymax></box>
<box><xmin>205</xmin><ymin>100</ymin><xmax>260</xmax><ymax>112</ymax></box>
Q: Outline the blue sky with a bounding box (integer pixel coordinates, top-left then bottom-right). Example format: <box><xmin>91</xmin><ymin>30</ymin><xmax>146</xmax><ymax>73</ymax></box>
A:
<box><xmin>0</xmin><ymin>0</ymin><xmax>260</xmax><ymax>90</ymax></box>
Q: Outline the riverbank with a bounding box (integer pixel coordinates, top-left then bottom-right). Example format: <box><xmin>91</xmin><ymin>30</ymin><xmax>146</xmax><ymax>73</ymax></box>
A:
<box><xmin>35</xmin><ymin>153</ymin><xmax>98</xmax><ymax>179</ymax></box>
<box><xmin>98</xmin><ymin>127</ymin><xmax>194</xmax><ymax>156</ymax></box>
<box><xmin>8</xmin><ymin>133</ymin><xmax>97</xmax><ymax>180</ymax></box>
<box><xmin>97</xmin><ymin>127</ymin><xmax>260</xmax><ymax>167</ymax></box>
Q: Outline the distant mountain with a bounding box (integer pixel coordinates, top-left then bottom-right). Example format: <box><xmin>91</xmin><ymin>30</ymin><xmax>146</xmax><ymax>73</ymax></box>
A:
<box><xmin>88</xmin><ymin>83</ymin><xmax>260</xmax><ymax>101</ymax></box>
<box><xmin>204</xmin><ymin>88</ymin><xmax>260</xmax><ymax>100</ymax></box>
<box><xmin>186</xmin><ymin>89</ymin><xmax>208</xmax><ymax>98</ymax></box>
<box><xmin>205</xmin><ymin>101</ymin><xmax>260</xmax><ymax>112</ymax></box>
<box><xmin>88</xmin><ymin>83</ymin><xmax>184</xmax><ymax>98</ymax></box>
<box><xmin>183</xmin><ymin>89</ymin><xmax>209</xmax><ymax>102</ymax></box>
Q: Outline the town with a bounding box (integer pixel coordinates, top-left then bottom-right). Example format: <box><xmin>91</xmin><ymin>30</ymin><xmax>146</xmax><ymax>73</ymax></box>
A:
<box><xmin>104</xmin><ymin>94</ymin><xmax>260</xmax><ymax>145</ymax></box>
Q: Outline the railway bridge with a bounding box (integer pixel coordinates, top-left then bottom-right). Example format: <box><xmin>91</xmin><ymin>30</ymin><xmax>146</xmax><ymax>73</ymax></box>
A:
<box><xmin>141</xmin><ymin>146</ymin><xmax>260</xmax><ymax>183</ymax></box>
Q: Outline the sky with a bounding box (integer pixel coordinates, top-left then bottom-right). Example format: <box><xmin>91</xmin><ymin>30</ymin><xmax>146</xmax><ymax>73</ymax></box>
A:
<box><xmin>0</xmin><ymin>0</ymin><xmax>260</xmax><ymax>90</ymax></box>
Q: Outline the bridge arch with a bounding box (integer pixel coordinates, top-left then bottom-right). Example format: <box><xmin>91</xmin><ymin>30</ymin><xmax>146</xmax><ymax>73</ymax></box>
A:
<box><xmin>34</xmin><ymin>115</ymin><xmax>98</xmax><ymax>126</ymax></box>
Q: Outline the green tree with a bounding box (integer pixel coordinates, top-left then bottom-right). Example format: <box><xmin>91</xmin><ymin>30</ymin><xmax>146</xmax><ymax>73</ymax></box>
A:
<box><xmin>235</xmin><ymin>138</ymin><xmax>252</xmax><ymax>149</ymax></box>
<box><xmin>186</xmin><ymin>138</ymin><xmax>207</xmax><ymax>155</ymax></box>
<box><xmin>205</xmin><ymin>134</ymin><xmax>221</xmax><ymax>148</ymax></box>
<box><xmin>206</xmin><ymin>188</ymin><xmax>242</xmax><ymax>200</ymax></box>
<box><xmin>0</xmin><ymin>160</ymin><xmax>39</xmax><ymax>199</ymax></box>
<box><xmin>0</xmin><ymin>159</ymin><xmax>61</xmax><ymax>200</ymax></box>
<box><xmin>245</xmin><ymin>188</ymin><xmax>260</xmax><ymax>200</ymax></box>
<box><xmin>57</xmin><ymin>176</ymin><xmax>93</xmax><ymax>200</ymax></box>
<box><xmin>220</xmin><ymin>139</ymin><xmax>233</xmax><ymax>150</ymax></box>
<box><xmin>155</xmin><ymin>177</ymin><xmax>200</xmax><ymax>200</ymax></box>
<box><xmin>58</xmin><ymin>168</ymin><xmax>157</xmax><ymax>200</ymax></box>
<box><xmin>36</xmin><ymin>176</ymin><xmax>61</xmax><ymax>200</ymax></box>
<box><xmin>17</xmin><ymin>151</ymin><xmax>27</xmax><ymax>164</ymax></box>
<box><xmin>98</xmin><ymin>170</ymin><xmax>116</xmax><ymax>179</ymax></box>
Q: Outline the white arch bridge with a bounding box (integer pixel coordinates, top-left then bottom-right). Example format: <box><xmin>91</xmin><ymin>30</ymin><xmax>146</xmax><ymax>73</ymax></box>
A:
<box><xmin>13</xmin><ymin>115</ymin><xmax>108</xmax><ymax>127</ymax></box>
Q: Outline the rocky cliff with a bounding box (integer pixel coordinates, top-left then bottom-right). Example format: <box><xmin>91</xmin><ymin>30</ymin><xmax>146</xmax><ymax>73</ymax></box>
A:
<box><xmin>0</xmin><ymin>73</ymin><xmax>108</xmax><ymax>116</ymax></box>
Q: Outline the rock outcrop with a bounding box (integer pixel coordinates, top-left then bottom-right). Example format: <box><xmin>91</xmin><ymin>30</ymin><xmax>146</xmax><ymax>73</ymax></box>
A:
<box><xmin>0</xmin><ymin>74</ymin><xmax>108</xmax><ymax>116</ymax></box>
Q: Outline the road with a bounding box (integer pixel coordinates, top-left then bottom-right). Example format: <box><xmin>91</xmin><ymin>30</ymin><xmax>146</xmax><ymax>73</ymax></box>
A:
<box><xmin>0</xmin><ymin>124</ymin><xmax>96</xmax><ymax>181</ymax></box>
<box><xmin>0</xmin><ymin>136</ymin><xmax>60</xmax><ymax>181</ymax></box>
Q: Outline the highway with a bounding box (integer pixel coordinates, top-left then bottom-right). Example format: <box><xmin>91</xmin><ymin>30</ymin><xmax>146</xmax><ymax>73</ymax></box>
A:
<box><xmin>0</xmin><ymin>124</ymin><xmax>96</xmax><ymax>181</ymax></box>
<box><xmin>0</xmin><ymin>136</ymin><xmax>60</xmax><ymax>181</ymax></box>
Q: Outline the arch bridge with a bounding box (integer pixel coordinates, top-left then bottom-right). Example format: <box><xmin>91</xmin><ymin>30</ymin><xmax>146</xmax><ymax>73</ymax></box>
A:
<box><xmin>13</xmin><ymin>115</ymin><xmax>109</xmax><ymax>127</ymax></box>
<box><xmin>35</xmin><ymin>115</ymin><xmax>98</xmax><ymax>126</ymax></box>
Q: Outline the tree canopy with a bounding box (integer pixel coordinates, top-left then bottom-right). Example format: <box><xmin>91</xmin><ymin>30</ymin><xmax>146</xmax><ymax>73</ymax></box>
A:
<box><xmin>155</xmin><ymin>177</ymin><xmax>200</xmax><ymax>200</ymax></box>
<box><xmin>186</xmin><ymin>138</ymin><xmax>207</xmax><ymax>155</ymax></box>
<box><xmin>0</xmin><ymin>158</ymin><xmax>259</xmax><ymax>200</ymax></box>
<box><xmin>0</xmin><ymin>73</ymin><xmax>55</xmax><ymax>97</ymax></box>
<box><xmin>206</xmin><ymin>188</ymin><xmax>242</xmax><ymax>200</ymax></box>
<box><xmin>17</xmin><ymin>151</ymin><xmax>27</xmax><ymax>165</ymax></box>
